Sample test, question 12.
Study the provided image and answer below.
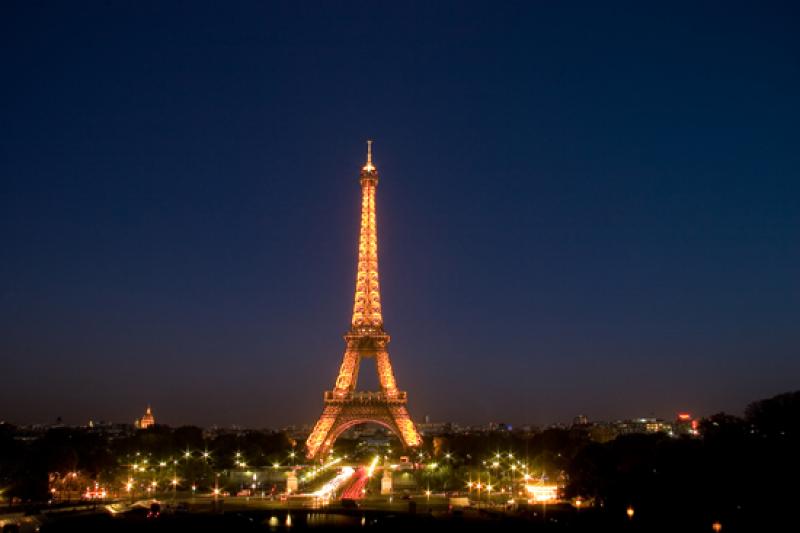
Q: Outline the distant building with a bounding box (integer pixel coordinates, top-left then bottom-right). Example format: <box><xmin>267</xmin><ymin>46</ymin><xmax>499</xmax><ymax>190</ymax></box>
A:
<box><xmin>136</xmin><ymin>406</ymin><xmax>155</xmax><ymax>429</ymax></box>
<box><xmin>643</xmin><ymin>418</ymin><xmax>673</xmax><ymax>434</ymax></box>
<box><xmin>615</xmin><ymin>417</ymin><xmax>674</xmax><ymax>436</ymax></box>
<box><xmin>87</xmin><ymin>421</ymin><xmax>134</xmax><ymax>438</ymax></box>
<box><xmin>417</xmin><ymin>421</ymin><xmax>453</xmax><ymax>436</ymax></box>
<box><xmin>572</xmin><ymin>414</ymin><xmax>589</xmax><ymax>427</ymax></box>
<box><xmin>487</xmin><ymin>422</ymin><xmax>512</xmax><ymax>432</ymax></box>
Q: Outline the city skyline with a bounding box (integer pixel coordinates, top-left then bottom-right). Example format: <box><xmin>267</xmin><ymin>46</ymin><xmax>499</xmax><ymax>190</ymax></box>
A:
<box><xmin>3</xmin><ymin>405</ymin><xmax>701</xmax><ymax>431</ymax></box>
<box><xmin>2</xmin><ymin>2</ymin><xmax>799</xmax><ymax>429</ymax></box>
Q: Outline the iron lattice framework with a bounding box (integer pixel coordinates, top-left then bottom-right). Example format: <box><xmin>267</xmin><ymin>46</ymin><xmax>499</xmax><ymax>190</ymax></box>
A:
<box><xmin>305</xmin><ymin>141</ymin><xmax>421</xmax><ymax>460</ymax></box>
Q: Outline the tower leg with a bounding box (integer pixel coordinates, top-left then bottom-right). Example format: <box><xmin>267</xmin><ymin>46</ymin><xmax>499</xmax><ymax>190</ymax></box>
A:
<box><xmin>388</xmin><ymin>405</ymin><xmax>422</xmax><ymax>447</ymax></box>
<box><xmin>375</xmin><ymin>351</ymin><xmax>398</xmax><ymax>394</ymax></box>
<box><xmin>306</xmin><ymin>404</ymin><xmax>342</xmax><ymax>460</ymax></box>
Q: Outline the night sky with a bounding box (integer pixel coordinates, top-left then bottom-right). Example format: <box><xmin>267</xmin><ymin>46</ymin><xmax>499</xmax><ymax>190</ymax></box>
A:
<box><xmin>2</xmin><ymin>1</ymin><xmax>798</xmax><ymax>429</ymax></box>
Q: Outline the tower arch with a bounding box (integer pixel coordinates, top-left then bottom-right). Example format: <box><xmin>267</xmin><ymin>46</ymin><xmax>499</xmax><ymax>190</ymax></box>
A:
<box><xmin>317</xmin><ymin>418</ymin><xmax>405</xmax><ymax>459</ymax></box>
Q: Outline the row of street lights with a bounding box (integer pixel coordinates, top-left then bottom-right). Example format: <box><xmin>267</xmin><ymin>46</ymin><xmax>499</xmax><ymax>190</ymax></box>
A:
<box><xmin>122</xmin><ymin>448</ymin><xmax>303</xmax><ymax>500</ymax></box>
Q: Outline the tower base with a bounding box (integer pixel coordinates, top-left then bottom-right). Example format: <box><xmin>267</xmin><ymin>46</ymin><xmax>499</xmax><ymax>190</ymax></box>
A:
<box><xmin>306</xmin><ymin>391</ymin><xmax>420</xmax><ymax>460</ymax></box>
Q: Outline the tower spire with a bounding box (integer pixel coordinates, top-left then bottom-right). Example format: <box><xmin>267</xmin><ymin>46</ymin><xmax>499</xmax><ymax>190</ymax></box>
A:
<box><xmin>352</xmin><ymin>139</ymin><xmax>382</xmax><ymax>330</ymax></box>
<box><xmin>362</xmin><ymin>139</ymin><xmax>375</xmax><ymax>172</ymax></box>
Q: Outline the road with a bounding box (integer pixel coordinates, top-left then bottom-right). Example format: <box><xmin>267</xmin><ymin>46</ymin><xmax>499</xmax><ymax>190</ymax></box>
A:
<box><xmin>340</xmin><ymin>466</ymin><xmax>369</xmax><ymax>500</ymax></box>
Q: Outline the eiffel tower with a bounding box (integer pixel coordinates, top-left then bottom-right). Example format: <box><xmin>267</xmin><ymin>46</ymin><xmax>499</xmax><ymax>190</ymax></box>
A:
<box><xmin>305</xmin><ymin>141</ymin><xmax>421</xmax><ymax>460</ymax></box>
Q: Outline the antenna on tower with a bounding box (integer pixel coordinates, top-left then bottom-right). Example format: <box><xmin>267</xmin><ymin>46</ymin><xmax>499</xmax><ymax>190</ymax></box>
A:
<box><xmin>363</xmin><ymin>139</ymin><xmax>375</xmax><ymax>172</ymax></box>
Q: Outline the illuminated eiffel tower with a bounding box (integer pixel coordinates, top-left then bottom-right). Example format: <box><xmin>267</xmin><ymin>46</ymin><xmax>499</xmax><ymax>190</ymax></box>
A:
<box><xmin>305</xmin><ymin>141</ymin><xmax>421</xmax><ymax>460</ymax></box>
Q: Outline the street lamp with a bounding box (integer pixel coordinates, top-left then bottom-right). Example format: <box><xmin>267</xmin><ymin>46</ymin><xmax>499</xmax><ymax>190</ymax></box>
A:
<box><xmin>626</xmin><ymin>506</ymin><xmax>635</xmax><ymax>520</ymax></box>
<box><xmin>172</xmin><ymin>461</ymin><xmax>178</xmax><ymax>501</ymax></box>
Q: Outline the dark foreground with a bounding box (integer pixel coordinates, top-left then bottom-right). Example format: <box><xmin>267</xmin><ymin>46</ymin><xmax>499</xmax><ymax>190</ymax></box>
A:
<box><xmin>31</xmin><ymin>506</ymin><xmax>789</xmax><ymax>533</ymax></box>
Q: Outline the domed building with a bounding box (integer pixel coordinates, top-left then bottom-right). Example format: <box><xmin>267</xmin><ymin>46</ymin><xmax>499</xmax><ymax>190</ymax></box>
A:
<box><xmin>136</xmin><ymin>406</ymin><xmax>155</xmax><ymax>429</ymax></box>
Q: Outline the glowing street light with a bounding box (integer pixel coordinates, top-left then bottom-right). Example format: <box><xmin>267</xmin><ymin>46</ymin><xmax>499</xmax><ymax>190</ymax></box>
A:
<box><xmin>627</xmin><ymin>506</ymin><xmax>635</xmax><ymax>520</ymax></box>
<box><xmin>712</xmin><ymin>522</ymin><xmax>722</xmax><ymax>532</ymax></box>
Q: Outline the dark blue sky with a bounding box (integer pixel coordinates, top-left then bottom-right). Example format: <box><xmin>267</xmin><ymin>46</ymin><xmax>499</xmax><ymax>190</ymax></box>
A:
<box><xmin>1</xmin><ymin>1</ymin><xmax>798</xmax><ymax>428</ymax></box>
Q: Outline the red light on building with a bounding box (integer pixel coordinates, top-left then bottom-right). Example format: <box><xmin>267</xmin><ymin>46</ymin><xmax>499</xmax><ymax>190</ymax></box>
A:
<box><xmin>677</xmin><ymin>413</ymin><xmax>691</xmax><ymax>421</ymax></box>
